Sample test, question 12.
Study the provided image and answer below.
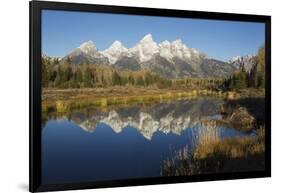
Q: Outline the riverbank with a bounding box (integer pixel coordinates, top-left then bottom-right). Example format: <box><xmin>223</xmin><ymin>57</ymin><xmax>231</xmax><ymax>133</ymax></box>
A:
<box><xmin>42</xmin><ymin>87</ymin><xmax>265</xmax><ymax>113</ymax></box>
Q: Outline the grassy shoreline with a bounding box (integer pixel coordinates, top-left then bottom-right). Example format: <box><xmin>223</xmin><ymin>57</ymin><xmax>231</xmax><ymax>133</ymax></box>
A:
<box><xmin>42</xmin><ymin>87</ymin><xmax>264</xmax><ymax>113</ymax></box>
<box><xmin>161</xmin><ymin>124</ymin><xmax>265</xmax><ymax>176</ymax></box>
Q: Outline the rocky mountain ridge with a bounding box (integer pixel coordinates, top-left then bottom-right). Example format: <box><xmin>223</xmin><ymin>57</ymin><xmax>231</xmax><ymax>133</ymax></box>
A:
<box><xmin>54</xmin><ymin>34</ymin><xmax>256</xmax><ymax>78</ymax></box>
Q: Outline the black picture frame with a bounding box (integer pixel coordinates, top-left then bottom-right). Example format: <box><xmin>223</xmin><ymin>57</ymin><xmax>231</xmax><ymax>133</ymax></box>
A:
<box><xmin>29</xmin><ymin>1</ymin><xmax>271</xmax><ymax>192</ymax></box>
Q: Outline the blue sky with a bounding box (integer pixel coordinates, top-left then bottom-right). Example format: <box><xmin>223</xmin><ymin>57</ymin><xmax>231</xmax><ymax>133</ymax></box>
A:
<box><xmin>42</xmin><ymin>10</ymin><xmax>265</xmax><ymax>61</ymax></box>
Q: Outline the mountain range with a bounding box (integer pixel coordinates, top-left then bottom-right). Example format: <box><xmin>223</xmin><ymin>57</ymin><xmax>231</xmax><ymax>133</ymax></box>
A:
<box><xmin>50</xmin><ymin>33</ymin><xmax>256</xmax><ymax>78</ymax></box>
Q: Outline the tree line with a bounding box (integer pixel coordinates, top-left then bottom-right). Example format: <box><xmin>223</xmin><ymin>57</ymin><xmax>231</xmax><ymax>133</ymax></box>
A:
<box><xmin>223</xmin><ymin>46</ymin><xmax>265</xmax><ymax>90</ymax></box>
<box><xmin>42</xmin><ymin>57</ymin><xmax>174</xmax><ymax>89</ymax></box>
<box><xmin>42</xmin><ymin>57</ymin><xmax>227</xmax><ymax>90</ymax></box>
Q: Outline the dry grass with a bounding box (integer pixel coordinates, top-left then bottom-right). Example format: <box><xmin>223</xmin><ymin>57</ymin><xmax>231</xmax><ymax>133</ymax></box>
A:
<box><xmin>194</xmin><ymin>121</ymin><xmax>220</xmax><ymax>148</ymax></box>
<box><xmin>161</xmin><ymin>125</ymin><xmax>265</xmax><ymax>176</ymax></box>
<box><xmin>41</xmin><ymin>87</ymin><xmax>230</xmax><ymax>113</ymax></box>
<box><xmin>41</xmin><ymin>87</ymin><xmax>265</xmax><ymax>113</ymax></box>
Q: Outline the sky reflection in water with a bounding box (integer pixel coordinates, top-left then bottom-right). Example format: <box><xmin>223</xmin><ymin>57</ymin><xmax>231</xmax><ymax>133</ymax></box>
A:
<box><xmin>42</xmin><ymin>99</ymin><xmax>253</xmax><ymax>184</ymax></box>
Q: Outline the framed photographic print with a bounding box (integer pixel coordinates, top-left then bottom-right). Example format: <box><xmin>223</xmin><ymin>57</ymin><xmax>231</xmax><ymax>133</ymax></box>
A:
<box><xmin>30</xmin><ymin>1</ymin><xmax>271</xmax><ymax>192</ymax></box>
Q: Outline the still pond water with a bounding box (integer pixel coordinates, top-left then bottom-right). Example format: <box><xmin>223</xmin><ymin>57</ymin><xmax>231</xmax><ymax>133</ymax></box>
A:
<box><xmin>42</xmin><ymin>98</ymin><xmax>253</xmax><ymax>184</ymax></box>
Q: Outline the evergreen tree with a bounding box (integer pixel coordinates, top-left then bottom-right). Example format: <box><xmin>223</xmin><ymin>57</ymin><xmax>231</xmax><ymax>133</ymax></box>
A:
<box><xmin>66</xmin><ymin>56</ymin><xmax>71</xmax><ymax>65</ymax></box>
<box><xmin>54</xmin><ymin>65</ymin><xmax>63</xmax><ymax>87</ymax></box>
<box><xmin>83</xmin><ymin>66</ymin><xmax>92</xmax><ymax>87</ymax></box>
<box><xmin>42</xmin><ymin>60</ymin><xmax>48</xmax><ymax>87</ymax></box>
<box><xmin>136</xmin><ymin>76</ymin><xmax>145</xmax><ymax>86</ymax></box>
<box><xmin>236</xmin><ymin>67</ymin><xmax>248</xmax><ymax>89</ymax></box>
<box><xmin>128</xmin><ymin>74</ymin><xmax>134</xmax><ymax>85</ymax></box>
<box><xmin>112</xmin><ymin>71</ymin><xmax>121</xmax><ymax>85</ymax></box>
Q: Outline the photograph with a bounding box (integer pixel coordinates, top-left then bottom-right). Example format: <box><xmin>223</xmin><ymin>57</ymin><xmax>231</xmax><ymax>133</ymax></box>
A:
<box><xmin>41</xmin><ymin>10</ymin><xmax>266</xmax><ymax>185</ymax></box>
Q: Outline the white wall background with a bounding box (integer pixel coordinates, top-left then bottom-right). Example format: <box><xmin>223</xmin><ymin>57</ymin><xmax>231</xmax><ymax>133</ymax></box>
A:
<box><xmin>0</xmin><ymin>0</ymin><xmax>279</xmax><ymax>192</ymax></box>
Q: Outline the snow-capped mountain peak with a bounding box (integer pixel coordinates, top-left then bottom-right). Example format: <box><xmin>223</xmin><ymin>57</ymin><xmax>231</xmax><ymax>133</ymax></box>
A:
<box><xmin>230</xmin><ymin>56</ymin><xmax>241</xmax><ymax>63</ymax></box>
<box><xmin>170</xmin><ymin>39</ymin><xmax>192</xmax><ymax>60</ymax></box>
<box><xmin>129</xmin><ymin>33</ymin><xmax>159</xmax><ymax>63</ymax></box>
<box><xmin>171</xmin><ymin>39</ymin><xmax>183</xmax><ymax>45</ymax></box>
<box><xmin>159</xmin><ymin>40</ymin><xmax>173</xmax><ymax>61</ymax></box>
<box><xmin>111</xmin><ymin>40</ymin><xmax>123</xmax><ymax>48</ymax></box>
<box><xmin>102</xmin><ymin>40</ymin><xmax>128</xmax><ymax>64</ymax></box>
<box><xmin>230</xmin><ymin>55</ymin><xmax>254</xmax><ymax>63</ymax></box>
<box><xmin>59</xmin><ymin>34</ymin><xmax>238</xmax><ymax>78</ymax></box>
<box><xmin>229</xmin><ymin>55</ymin><xmax>256</xmax><ymax>72</ymax></box>
<box><xmin>78</xmin><ymin>40</ymin><xmax>98</xmax><ymax>55</ymax></box>
<box><xmin>160</xmin><ymin>40</ymin><xmax>171</xmax><ymax>45</ymax></box>
<box><xmin>70</xmin><ymin>35</ymin><xmax>203</xmax><ymax>65</ymax></box>
<box><xmin>140</xmin><ymin>33</ymin><xmax>154</xmax><ymax>43</ymax></box>
<box><xmin>60</xmin><ymin>40</ymin><xmax>109</xmax><ymax>65</ymax></box>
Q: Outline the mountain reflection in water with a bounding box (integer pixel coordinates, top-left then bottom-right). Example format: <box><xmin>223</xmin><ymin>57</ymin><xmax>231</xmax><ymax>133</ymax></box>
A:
<box><xmin>66</xmin><ymin>99</ymin><xmax>224</xmax><ymax>139</ymax></box>
<box><xmin>42</xmin><ymin>99</ymin><xmax>253</xmax><ymax>184</ymax></box>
